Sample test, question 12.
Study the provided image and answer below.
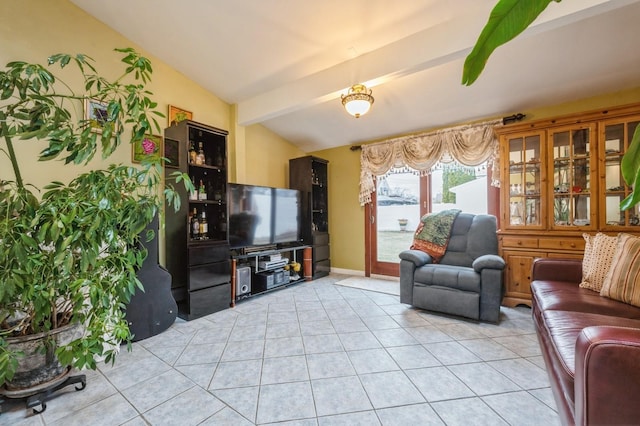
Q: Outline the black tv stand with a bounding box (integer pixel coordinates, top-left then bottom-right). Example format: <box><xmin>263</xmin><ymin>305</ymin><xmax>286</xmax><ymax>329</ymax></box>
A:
<box><xmin>230</xmin><ymin>244</ymin><xmax>311</xmax><ymax>306</ymax></box>
<box><xmin>234</xmin><ymin>244</ymin><xmax>277</xmax><ymax>256</ymax></box>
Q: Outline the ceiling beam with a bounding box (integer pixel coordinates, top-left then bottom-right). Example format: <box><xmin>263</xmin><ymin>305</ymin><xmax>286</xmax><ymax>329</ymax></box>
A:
<box><xmin>237</xmin><ymin>0</ymin><xmax>635</xmax><ymax>126</ymax></box>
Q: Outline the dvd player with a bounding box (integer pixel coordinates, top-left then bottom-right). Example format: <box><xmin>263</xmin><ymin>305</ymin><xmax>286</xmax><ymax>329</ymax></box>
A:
<box><xmin>258</xmin><ymin>258</ymin><xmax>288</xmax><ymax>270</ymax></box>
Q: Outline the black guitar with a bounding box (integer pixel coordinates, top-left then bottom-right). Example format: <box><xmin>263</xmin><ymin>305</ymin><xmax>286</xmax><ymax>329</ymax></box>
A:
<box><xmin>125</xmin><ymin>215</ymin><xmax>178</xmax><ymax>342</ymax></box>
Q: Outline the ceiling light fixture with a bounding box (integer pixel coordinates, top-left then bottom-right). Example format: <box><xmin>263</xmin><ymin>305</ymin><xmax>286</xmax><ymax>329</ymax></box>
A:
<box><xmin>341</xmin><ymin>84</ymin><xmax>374</xmax><ymax>118</ymax></box>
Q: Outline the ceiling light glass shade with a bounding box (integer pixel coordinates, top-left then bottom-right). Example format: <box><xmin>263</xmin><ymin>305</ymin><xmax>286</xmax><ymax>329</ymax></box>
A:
<box><xmin>341</xmin><ymin>84</ymin><xmax>374</xmax><ymax>118</ymax></box>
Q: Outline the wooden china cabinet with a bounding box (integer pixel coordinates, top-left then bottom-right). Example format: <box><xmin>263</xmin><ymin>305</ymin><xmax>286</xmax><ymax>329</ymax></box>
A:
<box><xmin>496</xmin><ymin>103</ymin><xmax>640</xmax><ymax>307</ymax></box>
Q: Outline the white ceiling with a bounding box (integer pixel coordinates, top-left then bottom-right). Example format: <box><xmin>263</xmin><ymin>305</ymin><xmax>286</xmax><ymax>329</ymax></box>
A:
<box><xmin>71</xmin><ymin>0</ymin><xmax>640</xmax><ymax>152</ymax></box>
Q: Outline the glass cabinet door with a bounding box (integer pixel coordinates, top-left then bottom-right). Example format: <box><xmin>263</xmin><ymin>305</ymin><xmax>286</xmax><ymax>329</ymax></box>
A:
<box><xmin>506</xmin><ymin>133</ymin><xmax>543</xmax><ymax>228</ymax></box>
<box><xmin>549</xmin><ymin>125</ymin><xmax>596</xmax><ymax>229</ymax></box>
<box><xmin>601</xmin><ymin>117</ymin><xmax>640</xmax><ymax>228</ymax></box>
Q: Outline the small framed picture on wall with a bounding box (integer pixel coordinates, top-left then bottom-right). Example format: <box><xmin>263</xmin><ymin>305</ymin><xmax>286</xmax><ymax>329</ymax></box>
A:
<box><xmin>84</xmin><ymin>98</ymin><xmax>113</xmax><ymax>133</ymax></box>
<box><xmin>132</xmin><ymin>134</ymin><xmax>163</xmax><ymax>163</ymax></box>
<box><xmin>168</xmin><ymin>105</ymin><xmax>193</xmax><ymax>126</ymax></box>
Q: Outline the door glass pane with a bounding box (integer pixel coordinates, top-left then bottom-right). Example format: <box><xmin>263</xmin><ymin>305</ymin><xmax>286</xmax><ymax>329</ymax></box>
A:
<box><xmin>432</xmin><ymin>162</ymin><xmax>488</xmax><ymax>214</ymax></box>
<box><xmin>628</xmin><ymin>121</ymin><xmax>640</xmax><ymax>226</ymax></box>
<box><xmin>573</xmin><ymin>194</ymin><xmax>590</xmax><ymax>226</ymax></box>
<box><xmin>573</xmin><ymin>128</ymin><xmax>590</xmax><ymax>156</ymax></box>
<box><xmin>603</xmin><ymin>120</ymin><xmax>640</xmax><ymax>227</ymax></box>
<box><xmin>376</xmin><ymin>169</ymin><xmax>419</xmax><ymax>263</ymax></box>
<box><xmin>606</xmin><ymin>194</ymin><xmax>625</xmax><ymax>225</ymax></box>
<box><xmin>375</xmin><ymin>162</ymin><xmax>488</xmax><ymax>263</ymax></box>
<box><xmin>509</xmin><ymin>135</ymin><xmax>541</xmax><ymax>226</ymax></box>
<box><xmin>552</xmin><ymin>128</ymin><xmax>591</xmax><ymax>227</ymax></box>
<box><xmin>554</xmin><ymin>196</ymin><xmax>570</xmax><ymax>225</ymax></box>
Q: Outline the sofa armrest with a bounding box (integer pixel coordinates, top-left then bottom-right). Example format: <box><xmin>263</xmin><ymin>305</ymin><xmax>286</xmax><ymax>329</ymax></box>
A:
<box><xmin>531</xmin><ymin>257</ymin><xmax>582</xmax><ymax>283</ymax></box>
<box><xmin>472</xmin><ymin>254</ymin><xmax>505</xmax><ymax>272</ymax></box>
<box><xmin>575</xmin><ymin>326</ymin><xmax>640</xmax><ymax>426</ymax></box>
<box><xmin>399</xmin><ymin>250</ymin><xmax>432</xmax><ymax>267</ymax></box>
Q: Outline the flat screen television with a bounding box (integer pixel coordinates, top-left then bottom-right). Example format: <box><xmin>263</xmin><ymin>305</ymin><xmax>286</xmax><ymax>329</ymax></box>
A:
<box><xmin>228</xmin><ymin>183</ymin><xmax>301</xmax><ymax>249</ymax></box>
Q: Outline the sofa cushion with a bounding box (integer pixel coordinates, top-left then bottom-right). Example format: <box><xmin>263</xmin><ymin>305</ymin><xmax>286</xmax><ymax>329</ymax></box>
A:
<box><xmin>414</xmin><ymin>264</ymin><xmax>480</xmax><ymax>292</ymax></box>
<box><xmin>601</xmin><ymin>233</ymin><xmax>640</xmax><ymax>307</ymax></box>
<box><xmin>531</xmin><ymin>280</ymin><xmax>640</xmax><ymax>320</ymax></box>
<box><xmin>579</xmin><ymin>232</ymin><xmax>617</xmax><ymax>292</ymax></box>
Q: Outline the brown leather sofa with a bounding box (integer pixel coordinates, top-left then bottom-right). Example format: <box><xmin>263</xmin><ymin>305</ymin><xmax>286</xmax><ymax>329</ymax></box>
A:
<box><xmin>531</xmin><ymin>258</ymin><xmax>640</xmax><ymax>425</ymax></box>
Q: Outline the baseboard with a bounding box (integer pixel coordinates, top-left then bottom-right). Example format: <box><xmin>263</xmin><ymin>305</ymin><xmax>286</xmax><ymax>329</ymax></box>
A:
<box><xmin>330</xmin><ymin>267</ymin><xmax>365</xmax><ymax>277</ymax></box>
<box><xmin>370</xmin><ymin>274</ymin><xmax>400</xmax><ymax>282</ymax></box>
<box><xmin>329</xmin><ymin>268</ymin><xmax>399</xmax><ymax>282</ymax></box>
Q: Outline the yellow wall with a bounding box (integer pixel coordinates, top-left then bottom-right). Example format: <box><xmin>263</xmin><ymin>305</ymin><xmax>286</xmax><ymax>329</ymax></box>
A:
<box><xmin>0</xmin><ymin>0</ymin><xmax>303</xmax><ymax>262</ymax></box>
<box><xmin>242</xmin><ymin>124</ymin><xmax>306</xmax><ymax>187</ymax></box>
<box><xmin>0</xmin><ymin>0</ymin><xmax>233</xmax><ymax>190</ymax></box>
<box><xmin>311</xmin><ymin>146</ymin><xmax>365</xmax><ymax>272</ymax></box>
<box><xmin>314</xmin><ymin>87</ymin><xmax>640</xmax><ymax>273</ymax></box>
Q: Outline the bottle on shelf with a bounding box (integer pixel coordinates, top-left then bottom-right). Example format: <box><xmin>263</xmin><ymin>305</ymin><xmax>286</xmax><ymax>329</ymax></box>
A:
<box><xmin>215</xmin><ymin>146</ymin><xmax>223</xmax><ymax>167</ymax></box>
<box><xmin>219</xmin><ymin>210</ymin><xmax>227</xmax><ymax>233</ymax></box>
<box><xmin>198</xmin><ymin>179</ymin><xmax>207</xmax><ymax>201</ymax></box>
<box><xmin>189</xmin><ymin>176</ymin><xmax>198</xmax><ymax>200</ymax></box>
<box><xmin>196</xmin><ymin>141</ymin><xmax>205</xmax><ymax>165</ymax></box>
<box><xmin>200</xmin><ymin>210</ymin><xmax>208</xmax><ymax>240</ymax></box>
<box><xmin>191</xmin><ymin>208</ymin><xmax>200</xmax><ymax>240</ymax></box>
<box><xmin>213</xmin><ymin>181</ymin><xmax>223</xmax><ymax>201</ymax></box>
<box><xmin>188</xmin><ymin>141</ymin><xmax>197</xmax><ymax>164</ymax></box>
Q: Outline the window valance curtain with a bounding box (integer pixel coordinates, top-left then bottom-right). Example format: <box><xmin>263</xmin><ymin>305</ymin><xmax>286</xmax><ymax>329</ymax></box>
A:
<box><xmin>359</xmin><ymin>119</ymin><xmax>503</xmax><ymax>205</ymax></box>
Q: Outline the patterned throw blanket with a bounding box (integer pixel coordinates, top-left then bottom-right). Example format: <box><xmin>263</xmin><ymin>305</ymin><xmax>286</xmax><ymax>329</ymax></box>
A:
<box><xmin>410</xmin><ymin>209</ymin><xmax>461</xmax><ymax>263</ymax></box>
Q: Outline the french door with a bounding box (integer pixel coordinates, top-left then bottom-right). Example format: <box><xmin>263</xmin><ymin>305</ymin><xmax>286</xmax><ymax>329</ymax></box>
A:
<box><xmin>364</xmin><ymin>164</ymin><xmax>498</xmax><ymax>277</ymax></box>
<box><xmin>365</xmin><ymin>171</ymin><xmax>429</xmax><ymax>276</ymax></box>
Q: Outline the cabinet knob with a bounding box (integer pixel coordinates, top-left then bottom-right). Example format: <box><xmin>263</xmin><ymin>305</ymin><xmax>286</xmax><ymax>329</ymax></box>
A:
<box><xmin>517</xmin><ymin>240</ymin><xmax>522</xmax><ymax>245</ymax></box>
<box><xmin>570</xmin><ymin>243</ymin><xmax>576</xmax><ymax>248</ymax></box>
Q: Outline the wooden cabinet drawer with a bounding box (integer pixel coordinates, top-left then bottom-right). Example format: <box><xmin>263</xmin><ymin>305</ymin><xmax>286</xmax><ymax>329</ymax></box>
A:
<box><xmin>501</xmin><ymin>237</ymin><xmax>538</xmax><ymax>249</ymax></box>
<box><xmin>548</xmin><ymin>252</ymin><xmax>584</xmax><ymax>260</ymax></box>
<box><xmin>189</xmin><ymin>242</ymin><xmax>230</xmax><ymax>266</ymax></box>
<box><xmin>538</xmin><ymin>238</ymin><xmax>585</xmax><ymax>251</ymax></box>
<box><xmin>189</xmin><ymin>260</ymin><xmax>230</xmax><ymax>291</ymax></box>
<box><xmin>313</xmin><ymin>244</ymin><xmax>330</xmax><ymax>262</ymax></box>
<box><xmin>187</xmin><ymin>283</ymin><xmax>231</xmax><ymax>319</ymax></box>
<box><xmin>314</xmin><ymin>259</ymin><xmax>330</xmax><ymax>278</ymax></box>
<box><xmin>313</xmin><ymin>233</ymin><xmax>329</xmax><ymax>246</ymax></box>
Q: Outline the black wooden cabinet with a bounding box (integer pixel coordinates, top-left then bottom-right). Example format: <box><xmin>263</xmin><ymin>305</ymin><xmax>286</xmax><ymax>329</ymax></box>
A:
<box><xmin>164</xmin><ymin>120</ymin><xmax>230</xmax><ymax>320</ymax></box>
<box><xmin>289</xmin><ymin>156</ymin><xmax>330</xmax><ymax>278</ymax></box>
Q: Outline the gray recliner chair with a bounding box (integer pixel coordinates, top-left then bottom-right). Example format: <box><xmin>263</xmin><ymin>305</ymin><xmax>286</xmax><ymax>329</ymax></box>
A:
<box><xmin>399</xmin><ymin>213</ymin><xmax>505</xmax><ymax>323</ymax></box>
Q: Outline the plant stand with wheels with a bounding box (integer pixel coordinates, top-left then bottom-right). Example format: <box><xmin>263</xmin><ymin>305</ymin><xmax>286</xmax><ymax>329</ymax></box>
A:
<box><xmin>0</xmin><ymin>371</ymin><xmax>86</xmax><ymax>415</ymax></box>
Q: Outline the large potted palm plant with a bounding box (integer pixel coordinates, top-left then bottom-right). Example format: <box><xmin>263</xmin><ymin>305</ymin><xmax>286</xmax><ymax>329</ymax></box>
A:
<box><xmin>0</xmin><ymin>48</ymin><xmax>189</xmax><ymax>394</ymax></box>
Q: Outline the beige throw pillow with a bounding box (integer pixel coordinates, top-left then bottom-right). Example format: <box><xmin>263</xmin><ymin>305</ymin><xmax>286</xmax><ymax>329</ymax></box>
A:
<box><xmin>600</xmin><ymin>233</ymin><xmax>640</xmax><ymax>307</ymax></box>
<box><xmin>579</xmin><ymin>233</ymin><xmax>617</xmax><ymax>292</ymax></box>
<box><xmin>580</xmin><ymin>233</ymin><xmax>595</xmax><ymax>286</ymax></box>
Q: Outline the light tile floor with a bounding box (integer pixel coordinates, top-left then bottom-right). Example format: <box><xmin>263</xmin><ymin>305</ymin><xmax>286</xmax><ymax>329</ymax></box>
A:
<box><xmin>0</xmin><ymin>274</ymin><xmax>560</xmax><ymax>425</ymax></box>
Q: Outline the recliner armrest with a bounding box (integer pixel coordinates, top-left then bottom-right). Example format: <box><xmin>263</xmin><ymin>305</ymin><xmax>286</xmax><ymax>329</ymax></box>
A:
<box><xmin>472</xmin><ymin>254</ymin><xmax>505</xmax><ymax>272</ymax></box>
<box><xmin>399</xmin><ymin>250</ymin><xmax>432</xmax><ymax>267</ymax></box>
